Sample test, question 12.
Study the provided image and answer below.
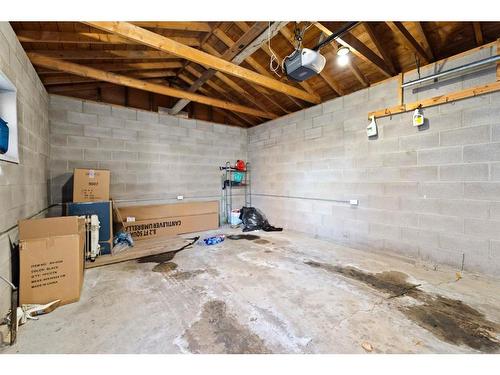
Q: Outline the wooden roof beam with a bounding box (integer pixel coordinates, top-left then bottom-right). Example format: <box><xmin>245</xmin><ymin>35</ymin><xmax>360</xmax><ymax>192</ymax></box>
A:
<box><xmin>130</xmin><ymin>22</ymin><xmax>212</xmax><ymax>32</ymax></box>
<box><xmin>169</xmin><ymin>22</ymin><xmax>272</xmax><ymax>115</ymax></box>
<box><xmin>178</xmin><ymin>73</ymin><xmax>258</xmax><ymax>126</ymax></box>
<box><xmin>28</xmin><ymin>53</ymin><xmax>276</xmax><ymax>119</ymax></box>
<box><xmin>362</xmin><ymin>22</ymin><xmax>397</xmax><ymax>75</ymax></box>
<box><xmin>42</xmin><ymin>70</ymin><xmax>177</xmax><ymax>86</ymax></box>
<box><xmin>84</xmin><ymin>22</ymin><xmax>320</xmax><ymax>104</ymax></box>
<box><xmin>414</xmin><ymin>22</ymin><xmax>435</xmax><ymax>61</ymax></box>
<box><xmin>386</xmin><ymin>21</ymin><xmax>432</xmax><ymax>64</ymax></box>
<box><xmin>315</xmin><ymin>22</ymin><xmax>393</xmax><ymax>78</ymax></box>
<box><xmin>202</xmin><ymin>43</ymin><xmax>290</xmax><ymax>115</ymax></box>
<box><xmin>25</xmin><ymin>49</ymin><xmax>178</xmax><ymax>60</ymax></box>
<box><xmin>37</xmin><ymin>61</ymin><xmax>184</xmax><ymax>74</ymax></box>
<box><xmin>348</xmin><ymin>59</ymin><xmax>370</xmax><ymax>87</ymax></box>
<box><xmin>16</xmin><ymin>30</ymin><xmax>201</xmax><ymax>46</ymax></box>
<box><xmin>217</xmin><ymin>23</ymin><xmax>304</xmax><ymax>110</ymax></box>
<box><xmin>473</xmin><ymin>22</ymin><xmax>484</xmax><ymax>46</ymax></box>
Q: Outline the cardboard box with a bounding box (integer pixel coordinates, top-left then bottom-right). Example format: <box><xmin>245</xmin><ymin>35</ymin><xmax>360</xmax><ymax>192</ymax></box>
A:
<box><xmin>73</xmin><ymin>168</ymin><xmax>110</xmax><ymax>202</ymax></box>
<box><xmin>115</xmin><ymin>201</ymin><xmax>219</xmax><ymax>240</ymax></box>
<box><xmin>66</xmin><ymin>201</ymin><xmax>113</xmax><ymax>255</ymax></box>
<box><xmin>18</xmin><ymin>216</ymin><xmax>85</xmax><ymax>306</ymax></box>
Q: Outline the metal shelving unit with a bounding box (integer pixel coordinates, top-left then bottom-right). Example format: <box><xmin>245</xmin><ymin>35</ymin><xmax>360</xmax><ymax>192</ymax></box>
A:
<box><xmin>220</xmin><ymin>161</ymin><xmax>251</xmax><ymax>224</ymax></box>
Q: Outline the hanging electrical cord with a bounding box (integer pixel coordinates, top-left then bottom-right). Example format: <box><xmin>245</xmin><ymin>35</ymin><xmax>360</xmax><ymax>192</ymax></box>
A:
<box><xmin>268</xmin><ymin>21</ymin><xmax>282</xmax><ymax>77</ymax></box>
<box><xmin>414</xmin><ymin>53</ymin><xmax>421</xmax><ymax>79</ymax></box>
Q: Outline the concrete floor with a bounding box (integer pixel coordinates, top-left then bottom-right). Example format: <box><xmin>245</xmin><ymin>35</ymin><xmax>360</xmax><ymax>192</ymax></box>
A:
<box><xmin>2</xmin><ymin>228</ymin><xmax>500</xmax><ymax>354</ymax></box>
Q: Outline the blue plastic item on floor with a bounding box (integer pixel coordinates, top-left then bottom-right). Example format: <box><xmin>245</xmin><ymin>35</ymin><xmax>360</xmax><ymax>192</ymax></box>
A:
<box><xmin>202</xmin><ymin>234</ymin><xmax>225</xmax><ymax>245</ymax></box>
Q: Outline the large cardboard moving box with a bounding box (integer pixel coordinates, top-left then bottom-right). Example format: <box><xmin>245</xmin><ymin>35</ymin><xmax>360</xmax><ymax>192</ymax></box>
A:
<box><xmin>73</xmin><ymin>168</ymin><xmax>110</xmax><ymax>202</ymax></box>
<box><xmin>116</xmin><ymin>201</ymin><xmax>219</xmax><ymax>241</ymax></box>
<box><xmin>19</xmin><ymin>216</ymin><xmax>85</xmax><ymax>306</ymax></box>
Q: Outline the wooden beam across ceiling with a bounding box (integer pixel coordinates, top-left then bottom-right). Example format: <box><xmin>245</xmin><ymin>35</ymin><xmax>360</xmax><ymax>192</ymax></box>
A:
<box><xmin>201</xmin><ymin>31</ymin><xmax>291</xmax><ymax>115</ymax></box>
<box><xmin>26</xmin><ymin>49</ymin><xmax>177</xmax><ymax>60</ymax></box>
<box><xmin>42</xmin><ymin>70</ymin><xmax>177</xmax><ymax>85</ymax></box>
<box><xmin>414</xmin><ymin>22</ymin><xmax>435</xmax><ymax>61</ymax></box>
<box><xmin>169</xmin><ymin>21</ymin><xmax>271</xmax><ymax>115</ymax></box>
<box><xmin>362</xmin><ymin>22</ymin><xmax>397</xmax><ymax>75</ymax></box>
<box><xmin>36</xmin><ymin>61</ymin><xmax>184</xmax><ymax>74</ymax></box>
<box><xmin>177</xmin><ymin>73</ymin><xmax>257</xmax><ymax>127</ymax></box>
<box><xmin>473</xmin><ymin>22</ymin><xmax>484</xmax><ymax>46</ymax></box>
<box><xmin>28</xmin><ymin>53</ymin><xmax>276</xmax><ymax>119</ymax></box>
<box><xmin>386</xmin><ymin>21</ymin><xmax>432</xmax><ymax>63</ymax></box>
<box><xmin>130</xmin><ymin>22</ymin><xmax>212</xmax><ymax>32</ymax></box>
<box><xmin>84</xmin><ymin>22</ymin><xmax>320</xmax><ymax>104</ymax></box>
<box><xmin>229</xmin><ymin>22</ymin><xmax>305</xmax><ymax>109</ymax></box>
<box><xmin>15</xmin><ymin>30</ymin><xmax>201</xmax><ymax>46</ymax></box>
<box><xmin>315</xmin><ymin>22</ymin><xmax>393</xmax><ymax>78</ymax></box>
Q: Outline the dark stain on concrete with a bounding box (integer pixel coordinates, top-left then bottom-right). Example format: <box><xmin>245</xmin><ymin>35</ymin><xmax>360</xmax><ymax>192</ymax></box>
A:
<box><xmin>254</xmin><ymin>239</ymin><xmax>270</xmax><ymax>245</ymax></box>
<box><xmin>183</xmin><ymin>300</ymin><xmax>272</xmax><ymax>354</ymax></box>
<box><xmin>152</xmin><ymin>261</ymin><xmax>177</xmax><ymax>273</ymax></box>
<box><xmin>227</xmin><ymin>234</ymin><xmax>271</xmax><ymax>245</ymax></box>
<box><xmin>304</xmin><ymin>260</ymin><xmax>500</xmax><ymax>353</ymax></box>
<box><xmin>170</xmin><ymin>269</ymin><xmax>206</xmax><ymax>280</ymax></box>
<box><xmin>227</xmin><ymin>234</ymin><xmax>261</xmax><ymax>241</ymax></box>
<box><xmin>305</xmin><ymin>261</ymin><xmax>415</xmax><ymax>296</ymax></box>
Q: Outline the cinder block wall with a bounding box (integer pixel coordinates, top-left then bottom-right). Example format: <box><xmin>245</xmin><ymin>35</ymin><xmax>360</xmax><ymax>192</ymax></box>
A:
<box><xmin>0</xmin><ymin>23</ymin><xmax>49</xmax><ymax>333</ymax></box>
<box><xmin>249</xmin><ymin>43</ymin><xmax>500</xmax><ymax>276</ymax></box>
<box><xmin>48</xmin><ymin>95</ymin><xmax>248</xmax><ymax>209</ymax></box>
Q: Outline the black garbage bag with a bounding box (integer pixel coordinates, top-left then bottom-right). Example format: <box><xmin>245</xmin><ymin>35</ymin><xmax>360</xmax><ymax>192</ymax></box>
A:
<box><xmin>239</xmin><ymin>207</ymin><xmax>283</xmax><ymax>232</ymax></box>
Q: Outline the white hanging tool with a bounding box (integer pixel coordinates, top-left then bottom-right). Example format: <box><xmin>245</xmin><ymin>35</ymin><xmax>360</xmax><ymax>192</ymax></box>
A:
<box><xmin>367</xmin><ymin>116</ymin><xmax>378</xmax><ymax>137</ymax></box>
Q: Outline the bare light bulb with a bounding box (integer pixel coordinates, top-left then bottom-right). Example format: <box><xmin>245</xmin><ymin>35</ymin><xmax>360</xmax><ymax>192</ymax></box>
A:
<box><xmin>337</xmin><ymin>53</ymin><xmax>349</xmax><ymax>67</ymax></box>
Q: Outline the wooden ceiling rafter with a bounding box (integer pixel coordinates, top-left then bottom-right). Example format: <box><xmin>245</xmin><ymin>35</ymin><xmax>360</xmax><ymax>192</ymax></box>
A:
<box><xmin>169</xmin><ymin>22</ymin><xmax>272</xmax><ymax>116</ymax></box>
<box><xmin>202</xmin><ymin>42</ymin><xmax>290</xmax><ymax>115</ymax></box>
<box><xmin>386</xmin><ymin>21</ymin><xmax>432</xmax><ymax>63</ymax></box>
<box><xmin>25</xmin><ymin>49</ymin><xmax>178</xmax><ymax>60</ymax></box>
<box><xmin>42</xmin><ymin>69</ymin><xmax>177</xmax><ymax>86</ymax></box>
<box><xmin>414</xmin><ymin>22</ymin><xmax>435</xmax><ymax>61</ymax></box>
<box><xmin>16</xmin><ymin>30</ymin><xmax>201</xmax><ymax>46</ymax></box>
<box><xmin>315</xmin><ymin>22</ymin><xmax>393</xmax><ymax>78</ymax></box>
<box><xmin>36</xmin><ymin>61</ymin><xmax>184</xmax><ymax>75</ymax></box>
<box><xmin>362</xmin><ymin>22</ymin><xmax>397</xmax><ymax>75</ymax></box>
<box><xmin>84</xmin><ymin>22</ymin><xmax>321</xmax><ymax>104</ymax></box>
<box><xmin>177</xmin><ymin>72</ymin><xmax>259</xmax><ymax>127</ymax></box>
<box><xmin>130</xmin><ymin>22</ymin><xmax>212</xmax><ymax>32</ymax></box>
<box><xmin>180</xmin><ymin>66</ymin><xmax>260</xmax><ymax>126</ymax></box>
<box><xmin>231</xmin><ymin>22</ymin><xmax>305</xmax><ymax>110</ymax></box>
<box><xmin>473</xmin><ymin>22</ymin><xmax>484</xmax><ymax>46</ymax></box>
<box><xmin>28</xmin><ymin>53</ymin><xmax>277</xmax><ymax>119</ymax></box>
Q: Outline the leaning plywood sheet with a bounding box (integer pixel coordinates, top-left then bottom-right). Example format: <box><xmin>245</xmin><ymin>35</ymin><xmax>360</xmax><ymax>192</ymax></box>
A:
<box><xmin>85</xmin><ymin>235</ymin><xmax>196</xmax><ymax>268</ymax></box>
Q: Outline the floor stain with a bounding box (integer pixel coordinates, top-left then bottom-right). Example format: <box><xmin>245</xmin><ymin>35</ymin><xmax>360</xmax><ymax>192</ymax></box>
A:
<box><xmin>254</xmin><ymin>239</ymin><xmax>270</xmax><ymax>245</ymax></box>
<box><xmin>304</xmin><ymin>260</ymin><xmax>500</xmax><ymax>353</ymax></box>
<box><xmin>170</xmin><ymin>270</ymin><xmax>206</xmax><ymax>280</ymax></box>
<box><xmin>227</xmin><ymin>234</ymin><xmax>261</xmax><ymax>241</ymax></box>
<box><xmin>152</xmin><ymin>261</ymin><xmax>178</xmax><ymax>273</ymax></box>
<box><xmin>182</xmin><ymin>300</ymin><xmax>272</xmax><ymax>354</ymax></box>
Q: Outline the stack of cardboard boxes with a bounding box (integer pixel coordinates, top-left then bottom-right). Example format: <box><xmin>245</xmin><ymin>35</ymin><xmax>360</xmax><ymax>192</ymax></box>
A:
<box><xmin>66</xmin><ymin>168</ymin><xmax>113</xmax><ymax>254</ymax></box>
<box><xmin>18</xmin><ymin>168</ymin><xmax>112</xmax><ymax>306</ymax></box>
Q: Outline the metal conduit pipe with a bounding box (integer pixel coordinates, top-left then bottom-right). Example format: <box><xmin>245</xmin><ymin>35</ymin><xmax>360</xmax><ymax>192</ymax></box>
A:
<box><xmin>401</xmin><ymin>55</ymin><xmax>500</xmax><ymax>88</ymax></box>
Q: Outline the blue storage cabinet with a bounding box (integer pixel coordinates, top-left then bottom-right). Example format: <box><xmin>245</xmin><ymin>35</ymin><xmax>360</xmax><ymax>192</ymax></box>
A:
<box><xmin>65</xmin><ymin>201</ymin><xmax>113</xmax><ymax>255</ymax></box>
